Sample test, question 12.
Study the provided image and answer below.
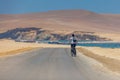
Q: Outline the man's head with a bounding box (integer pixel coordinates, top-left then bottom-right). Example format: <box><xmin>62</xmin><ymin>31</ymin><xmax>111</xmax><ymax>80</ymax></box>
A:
<box><xmin>72</xmin><ymin>34</ymin><xmax>75</xmax><ymax>37</ymax></box>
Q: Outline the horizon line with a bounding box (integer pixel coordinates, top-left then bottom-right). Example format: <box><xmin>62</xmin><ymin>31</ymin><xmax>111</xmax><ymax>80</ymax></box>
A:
<box><xmin>0</xmin><ymin>9</ymin><xmax>120</xmax><ymax>15</ymax></box>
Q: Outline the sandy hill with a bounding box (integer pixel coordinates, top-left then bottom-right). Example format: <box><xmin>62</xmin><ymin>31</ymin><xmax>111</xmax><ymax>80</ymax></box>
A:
<box><xmin>0</xmin><ymin>10</ymin><xmax>120</xmax><ymax>33</ymax></box>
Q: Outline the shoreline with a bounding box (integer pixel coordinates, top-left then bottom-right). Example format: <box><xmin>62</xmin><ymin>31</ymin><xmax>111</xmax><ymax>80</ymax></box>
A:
<box><xmin>77</xmin><ymin>41</ymin><xmax>120</xmax><ymax>43</ymax></box>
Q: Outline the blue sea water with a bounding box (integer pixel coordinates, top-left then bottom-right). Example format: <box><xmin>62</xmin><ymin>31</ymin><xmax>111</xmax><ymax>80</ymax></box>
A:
<box><xmin>39</xmin><ymin>40</ymin><xmax>120</xmax><ymax>48</ymax></box>
<box><xmin>77</xmin><ymin>43</ymin><xmax>120</xmax><ymax>48</ymax></box>
<box><xmin>58</xmin><ymin>40</ymin><xmax>120</xmax><ymax>48</ymax></box>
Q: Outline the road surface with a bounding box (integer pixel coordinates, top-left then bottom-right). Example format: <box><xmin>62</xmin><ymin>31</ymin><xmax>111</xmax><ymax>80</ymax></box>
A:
<box><xmin>0</xmin><ymin>48</ymin><xmax>119</xmax><ymax>80</ymax></box>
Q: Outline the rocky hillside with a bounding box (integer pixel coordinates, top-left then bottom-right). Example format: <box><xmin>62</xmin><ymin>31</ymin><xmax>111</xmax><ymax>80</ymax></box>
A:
<box><xmin>0</xmin><ymin>27</ymin><xmax>111</xmax><ymax>41</ymax></box>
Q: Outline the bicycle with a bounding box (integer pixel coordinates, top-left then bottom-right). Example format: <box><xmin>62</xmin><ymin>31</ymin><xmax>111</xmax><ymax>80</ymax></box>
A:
<box><xmin>71</xmin><ymin>44</ymin><xmax>76</xmax><ymax>57</ymax></box>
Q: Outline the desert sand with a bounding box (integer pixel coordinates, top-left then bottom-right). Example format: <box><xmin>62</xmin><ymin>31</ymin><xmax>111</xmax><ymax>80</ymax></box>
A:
<box><xmin>0</xmin><ymin>10</ymin><xmax>120</xmax><ymax>41</ymax></box>
<box><xmin>78</xmin><ymin>47</ymin><xmax>120</xmax><ymax>73</ymax></box>
<box><xmin>0</xmin><ymin>39</ymin><xmax>69</xmax><ymax>56</ymax></box>
<box><xmin>0</xmin><ymin>10</ymin><xmax>120</xmax><ymax>33</ymax></box>
<box><xmin>95</xmin><ymin>33</ymin><xmax>120</xmax><ymax>41</ymax></box>
<box><xmin>0</xmin><ymin>39</ymin><xmax>120</xmax><ymax>79</ymax></box>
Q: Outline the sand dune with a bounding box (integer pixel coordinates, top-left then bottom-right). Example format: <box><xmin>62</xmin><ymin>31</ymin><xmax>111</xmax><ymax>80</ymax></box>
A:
<box><xmin>0</xmin><ymin>10</ymin><xmax>120</xmax><ymax>41</ymax></box>
<box><xmin>95</xmin><ymin>33</ymin><xmax>120</xmax><ymax>41</ymax></box>
<box><xmin>0</xmin><ymin>39</ymin><xmax>69</xmax><ymax>57</ymax></box>
<box><xmin>78</xmin><ymin>47</ymin><xmax>120</xmax><ymax>73</ymax></box>
<box><xmin>0</xmin><ymin>10</ymin><xmax>120</xmax><ymax>33</ymax></box>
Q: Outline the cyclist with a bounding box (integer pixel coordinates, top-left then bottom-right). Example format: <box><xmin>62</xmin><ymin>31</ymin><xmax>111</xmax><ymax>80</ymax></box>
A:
<box><xmin>70</xmin><ymin>34</ymin><xmax>77</xmax><ymax>57</ymax></box>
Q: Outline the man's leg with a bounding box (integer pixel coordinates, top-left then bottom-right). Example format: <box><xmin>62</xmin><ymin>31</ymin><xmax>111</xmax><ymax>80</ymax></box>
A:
<box><xmin>74</xmin><ymin>47</ymin><xmax>76</xmax><ymax>57</ymax></box>
<box><xmin>71</xmin><ymin>44</ymin><xmax>74</xmax><ymax>57</ymax></box>
<box><xmin>73</xmin><ymin>44</ymin><xmax>76</xmax><ymax>57</ymax></box>
<box><xmin>71</xmin><ymin>44</ymin><xmax>73</xmax><ymax>56</ymax></box>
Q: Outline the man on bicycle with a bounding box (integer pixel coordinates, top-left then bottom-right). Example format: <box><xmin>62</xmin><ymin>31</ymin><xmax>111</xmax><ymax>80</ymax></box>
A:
<box><xmin>70</xmin><ymin>34</ymin><xmax>77</xmax><ymax>57</ymax></box>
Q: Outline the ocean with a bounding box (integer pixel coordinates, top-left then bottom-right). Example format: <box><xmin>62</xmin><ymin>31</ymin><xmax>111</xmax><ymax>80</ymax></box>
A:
<box><xmin>77</xmin><ymin>43</ymin><xmax>120</xmax><ymax>48</ymax></box>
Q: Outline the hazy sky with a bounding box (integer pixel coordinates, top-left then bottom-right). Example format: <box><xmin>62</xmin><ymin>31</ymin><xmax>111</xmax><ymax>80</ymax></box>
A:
<box><xmin>0</xmin><ymin>0</ymin><xmax>120</xmax><ymax>14</ymax></box>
